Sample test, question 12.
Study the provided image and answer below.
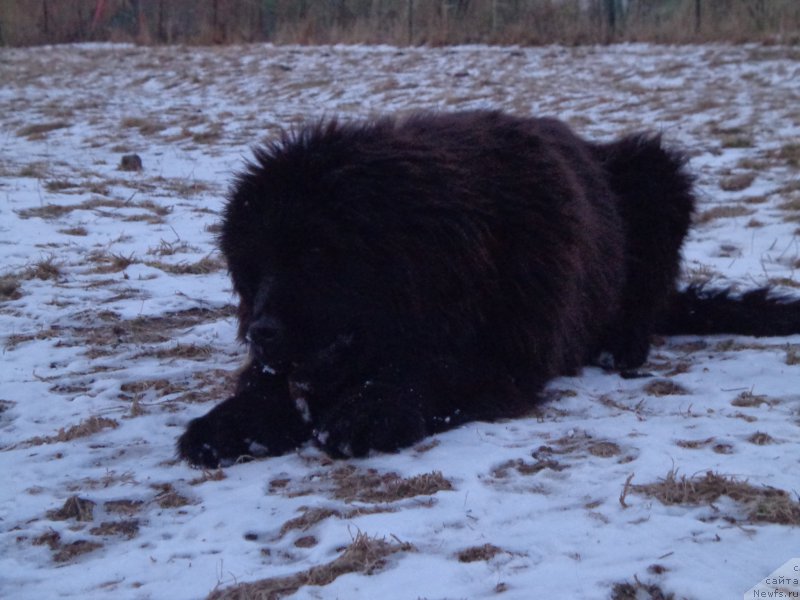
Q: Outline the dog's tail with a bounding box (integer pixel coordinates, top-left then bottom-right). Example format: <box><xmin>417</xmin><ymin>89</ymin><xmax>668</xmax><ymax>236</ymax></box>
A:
<box><xmin>658</xmin><ymin>285</ymin><xmax>800</xmax><ymax>336</ymax></box>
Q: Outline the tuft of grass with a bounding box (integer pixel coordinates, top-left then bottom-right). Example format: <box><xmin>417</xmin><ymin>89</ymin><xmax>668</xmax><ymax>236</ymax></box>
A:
<box><xmin>631</xmin><ymin>470</ymin><xmax>800</xmax><ymax>526</ymax></box>
<box><xmin>24</xmin><ymin>256</ymin><xmax>61</xmax><ymax>281</ymax></box>
<box><xmin>188</xmin><ymin>469</ymin><xmax>227</xmax><ymax>486</ymax></box>
<box><xmin>776</xmin><ymin>198</ymin><xmax>800</xmax><ymax>212</ymax></box>
<box><xmin>587</xmin><ymin>441</ymin><xmax>622</xmax><ymax>458</ymax></box>
<box><xmin>643</xmin><ymin>379</ymin><xmax>688</xmax><ymax>397</ymax></box>
<box><xmin>294</xmin><ymin>535</ymin><xmax>318</xmax><ymax>548</ymax></box>
<box><xmin>787</xmin><ymin>347</ymin><xmax>800</xmax><ymax>365</ymax></box>
<box><xmin>491</xmin><ymin>458</ymin><xmax>565</xmax><ymax>478</ymax></box>
<box><xmin>713</xmin><ymin>443</ymin><xmax>734</xmax><ymax>454</ymax></box>
<box><xmin>457</xmin><ymin>543</ymin><xmax>504</xmax><ymax>563</ymax></box>
<box><xmin>27</xmin><ymin>416</ymin><xmax>119</xmax><ymax>447</ymax></box>
<box><xmin>694</xmin><ymin>204</ymin><xmax>753</xmax><ymax>224</ymax></box>
<box><xmin>121</xmin><ymin>116</ymin><xmax>167</xmax><ymax>136</ymax></box>
<box><xmin>152</xmin><ymin>483</ymin><xmax>191</xmax><ymax>509</ymax></box>
<box><xmin>331</xmin><ymin>468</ymin><xmax>453</xmax><ymax>503</ymax></box>
<box><xmin>768</xmin><ymin>277</ymin><xmax>800</xmax><ymax>289</ymax></box>
<box><xmin>59</xmin><ymin>226</ymin><xmax>89</xmax><ymax>236</ymax></box>
<box><xmin>46</xmin><ymin>496</ymin><xmax>96</xmax><ymax>522</ymax></box>
<box><xmin>273</xmin><ymin>466</ymin><xmax>454</xmax><ymax>503</ymax></box>
<box><xmin>17</xmin><ymin>204</ymin><xmax>72</xmax><ymax>220</ymax></box>
<box><xmin>742</xmin><ymin>194</ymin><xmax>769</xmax><ymax>204</ymax></box>
<box><xmin>44</xmin><ymin>179</ymin><xmax>77</xmax><ymax>192</ymax></box>
<box><xmin>52</xmin><ymin>540</ymin><xmax>103</xmax><ymax>563</ymax></box>
<box><xmin>719</xmin><ymin>172</ymin><xmax>755</xmax><ymax>192</ymax></box>
<box><xmin>86</xmin><ymin>251</ymin><xmax>138</xmax><ymax>274</ymax></box>
<box><xmin>279</xmin><ymin>508</ymin><xmax>337</xmax><ymax>536</ymax></box>
<box><xmin>146</xmin><ymin>240</ymin><xmax>197</xmax><ymax>256</ymax></box>
<box><xmin>720</xmin><ymin>134</ymin><xmax>753</xmax><ymax>149</ymax></box>
<box><xmin>611</xmin><ymin>580</ymin><xmax>674</xmax><ymax>600</ymax></box>
<box><xmin>777</xmin><ymin>143</ymin><xmax>800</xmax><ymax>168</ymax></box>
<box><xmin>676</xmin><ymin>437</ymin><xmax>715</xmax><ymax>450</ymax></box>
<box><xmin>136</xmin><ymin>199</ymin><xmax>172</xmax><ymax>216</ymax></box>
<box><xmin>104</xmin><ymin>500</ymin><xmax>144</xmax><ymax>516</ymax></box>
<box><xmin>16</xmin><ymin>121</ymin><xmax>70</xmax><ymax>139</ymax></box>
<box><xmin>18</xmin><ymin>162</ymin><xmax>49</xmax><ymax>178</ymax></box>
<box><xmin>146</xmin><ymin>255</ymin><xmax>225</xmax><ymax>275</ymax></box>
<box><xmin>0</xmin><ymin>277</ymin><xmax>22</xmax><ymax>300</ymax></box>
<box><xmin>731</xmin><ymin>391</ymin><xmax>776</xmax><ymax>408</ymax></box>
<box><xmin>207</xmin><ymin>532</ymin><xmax>413</xmax><ymax>600</ymax></box>
<box><xmin>748</xmin><ymin>431</ymin><xmax>775</xmax><ymax>445</ymax></box>
<box><xmin>191</xmin><ymin>123</ymin><xmax>224</xmax><ymax>145</ymax></box>
<box><xmin>146</xmin><ymin>343</ymin><xmax>213</xmax><ymax>361</ymax></box>
<box><xmin>89</xmin><ymin>520</ymin><xmax>140</xmax><ymax>539</ymax></box>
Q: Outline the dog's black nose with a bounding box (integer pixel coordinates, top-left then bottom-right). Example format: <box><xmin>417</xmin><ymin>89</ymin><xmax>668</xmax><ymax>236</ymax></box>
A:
<box><xmin>247</xmin><ymin>315</ymin><xmax>283</xmax><ymax>348</ymax></box>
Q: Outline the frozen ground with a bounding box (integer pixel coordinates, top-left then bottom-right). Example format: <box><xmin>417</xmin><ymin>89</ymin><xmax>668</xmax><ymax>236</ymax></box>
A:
<box><xmin>1</xmin><ymin>43</ymin><xmax>799</xmax><ymax>600</ymax></box>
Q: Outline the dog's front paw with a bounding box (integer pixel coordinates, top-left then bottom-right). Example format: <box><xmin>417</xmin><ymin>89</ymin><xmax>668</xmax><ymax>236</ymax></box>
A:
<box><xmin>315</xmin><ymin>383</ymin><xmax>428</xmax><ymax>458</ymax></box>
<box><xmin>177</xmin><ymin>391</ymin><xmax>312</xmax><ymax>468</ymax></box>
<box><xmin>177</xmin><ymin>413</ymin><xmax>253</xmax><ymax>468</ymax></box>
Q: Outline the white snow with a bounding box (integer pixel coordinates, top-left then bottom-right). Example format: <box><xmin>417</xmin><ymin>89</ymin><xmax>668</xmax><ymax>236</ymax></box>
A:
<box><xmin>1</xmin><ymin>43</ymin><xmax>799</xmax><ymax>600</ymax></box>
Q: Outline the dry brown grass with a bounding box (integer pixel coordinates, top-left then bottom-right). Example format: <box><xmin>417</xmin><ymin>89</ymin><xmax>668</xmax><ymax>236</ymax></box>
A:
<box><xmin>147</xmin><ymin>240</ymin><xmax>198</xmax><ymax>256</ymax></box>
<box><xmin>52</xmin><ymin>540</ymin><xmax>104</xmax><ymax>563</ymax></box>
<box><xmin>148</xmin><ymin>343</ymin><xmax>213</xmax><ymax>361</ymax></box>
<box><xmin>676</xmin><ymin>437</ymin><xmax>715</xmax><ymax>450</ymax></box>
<box><xmin>146</xmin><ymin>255</ymin><xmax>225</xmax><ymax>275</ymax></box>
<box><xmin>89</xmin><ymin>520</ymin><xmax>140</xmax><ymax>539</ymax></box>
<box><xmin>330</xmin><ymin>467</ymin><xmax>453</xmax><ymax>503</ymax></box>
<box><xmin>87</xmin><ymin>251</ymin><xmax>138</xmax><ymax>274</ymax></box>
<box><xmin>46</xmin><ymin>495</ymin><xmax>96</xmax><ymax>522</ymax></box>
<box><xmin>32</xmin><ymin>529</ymin><xmax>104</xmax><ymax>562</ymax></box>
<box><xmin>16</xmin><ymin>121</ymin><xmax>70</xmax><ymax>139</ymax></box>
<box><xmin>17</xmin><ymin>197</ymin><xmax>172</xmax><ymax>222</ymax></box>
<box><xmin>24</xmin><ymin>256</ymin><xmax>61</xmax><ymax>281</ymax></box>
<box><xmin>492</xmin><ymin>458</ymin><xmax>565</xmax><ymax>479</ymax></box>
<box><xmin>207</xmin><ymin>532</ymin><xmax>413</xmax><ymax>600</ymax></box>
<box><xmin>748</xmin><ymin>431</ymin><xmax>775</xmax><ymax>445</ymax></box>
<box><xmin>643</xmin><ymin>379</ymin><xmax>688</xmax><ymax>397</ymax></box>
<box><xmin>18</xmin><ymin>161</ymin><xmax>49</xmax><ymax>178</ymax></box>
<box><xmin>777</xmin><ymin>143</ymin><xmax>800</xmax><ymax>168</ymax></box>
<box><xmin>611</xmin><ymin>579</ymin><xmax>674</xmax><ymax>600</ymax></box>
<box><xmin>59</xmin><ymin>226</ymin><xmax>89</xmax><ymax>236</ymax></box>
<box><xmin>279</xmin><ymin>507</ymin><xmax>341</xmax><ymax>537</ymax></box>
<box><xmin>719</xmin><ymin>134</ymin><xmax>753</xmax><ymax>149</ymax></box>
<box><xmin>456</xmin><ymin>543</ymin><xmax>504</xmax><ymax>563</ymax></box>
<box><xmin>44</xmin><ymin>178</ymin><xmax>77</xmax><ymax>192</ymax></box>
<box><xmin>27</xmin><ymin>416</ymin><xmax>119</xmax><ymax>447</ymax></box>
<box><xmin>152</xmin><ymin>483</ymin><xmax>191</xmax><ymax>509</ymax></box>
<box><xmin>7</xmin><ymin>306</ymin><xmax>233</xmax><ymax>360</ymax></box>
<box><xmin>631</xmin><ymin>470</ymin><xmax>800</xmax><ymax>525</ymax></box>
<box><xmin>719</xmin><ymin>172</ymin><xmax>755</xmax><ymax>192</ymax></box>
<box><xmin>0</xmin><ymin>277</ymin><xmax>22</xmax><ymax>300</ymax></box>
<box><xmin>731</xmin><ymin>391</ymin><xmax>777</xmax><ymax>408</ymax></box>
<box><xmin>787</xmin><ymin>347</ymin><xmax>800</xmax><ymax>365</ymax></box>
<box><xmin>103</xmin><ymin>499</ymin><xmax>144</xmax><ymax>516</ymax></box>
<box><xmin>694</xmin><ymin>204</ymin><xmax>754</xmax><ymax>224</ymax></box>
<box><xmin>270</xmin><ymin>466</ymin><xmax>454</xmax><ymax>504</ymax></box>
<box><xmin>121</xmin><ymin>116</ymin><xmax>167</xmax><ymax>136</ymax></box>
<box><xmin>278</xmin><ymin>505</ymin><xmax>390</xmax><ymax>539</ymax></box>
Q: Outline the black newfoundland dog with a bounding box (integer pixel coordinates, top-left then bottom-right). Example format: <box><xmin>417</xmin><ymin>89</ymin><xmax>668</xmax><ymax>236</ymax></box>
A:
<box><xmin>178</xmin><ymin>110</ymin><xmax>800</xmax><ymax>467</ymax></box>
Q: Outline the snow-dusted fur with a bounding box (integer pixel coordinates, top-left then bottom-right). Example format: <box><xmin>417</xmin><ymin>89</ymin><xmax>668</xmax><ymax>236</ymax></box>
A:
<box><xmin>177</xmin><ymin>110</ymin><xmax>799</xmax><ymax>467</ymax></box>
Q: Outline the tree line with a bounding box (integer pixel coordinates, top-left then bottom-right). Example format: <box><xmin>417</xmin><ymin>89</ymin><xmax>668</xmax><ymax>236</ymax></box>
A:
<box><xmin>1</xmin><ymin>0</ymin><xmax>798</xmax><ymax>47</ymax></box>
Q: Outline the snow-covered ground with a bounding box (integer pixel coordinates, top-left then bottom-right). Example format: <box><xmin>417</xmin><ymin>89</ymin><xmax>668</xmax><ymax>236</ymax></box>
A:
<box><xmin>1</xmin><ymin>43</ymin><xmax>799</xmax><ymax>600</ymax></box>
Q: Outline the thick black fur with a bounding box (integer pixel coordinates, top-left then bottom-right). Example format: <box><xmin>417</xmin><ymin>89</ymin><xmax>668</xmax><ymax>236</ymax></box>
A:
<box><xmin>177</xmin><ymin>110</ymin><xmax>800</xmax><ymax>467</ymax></box>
